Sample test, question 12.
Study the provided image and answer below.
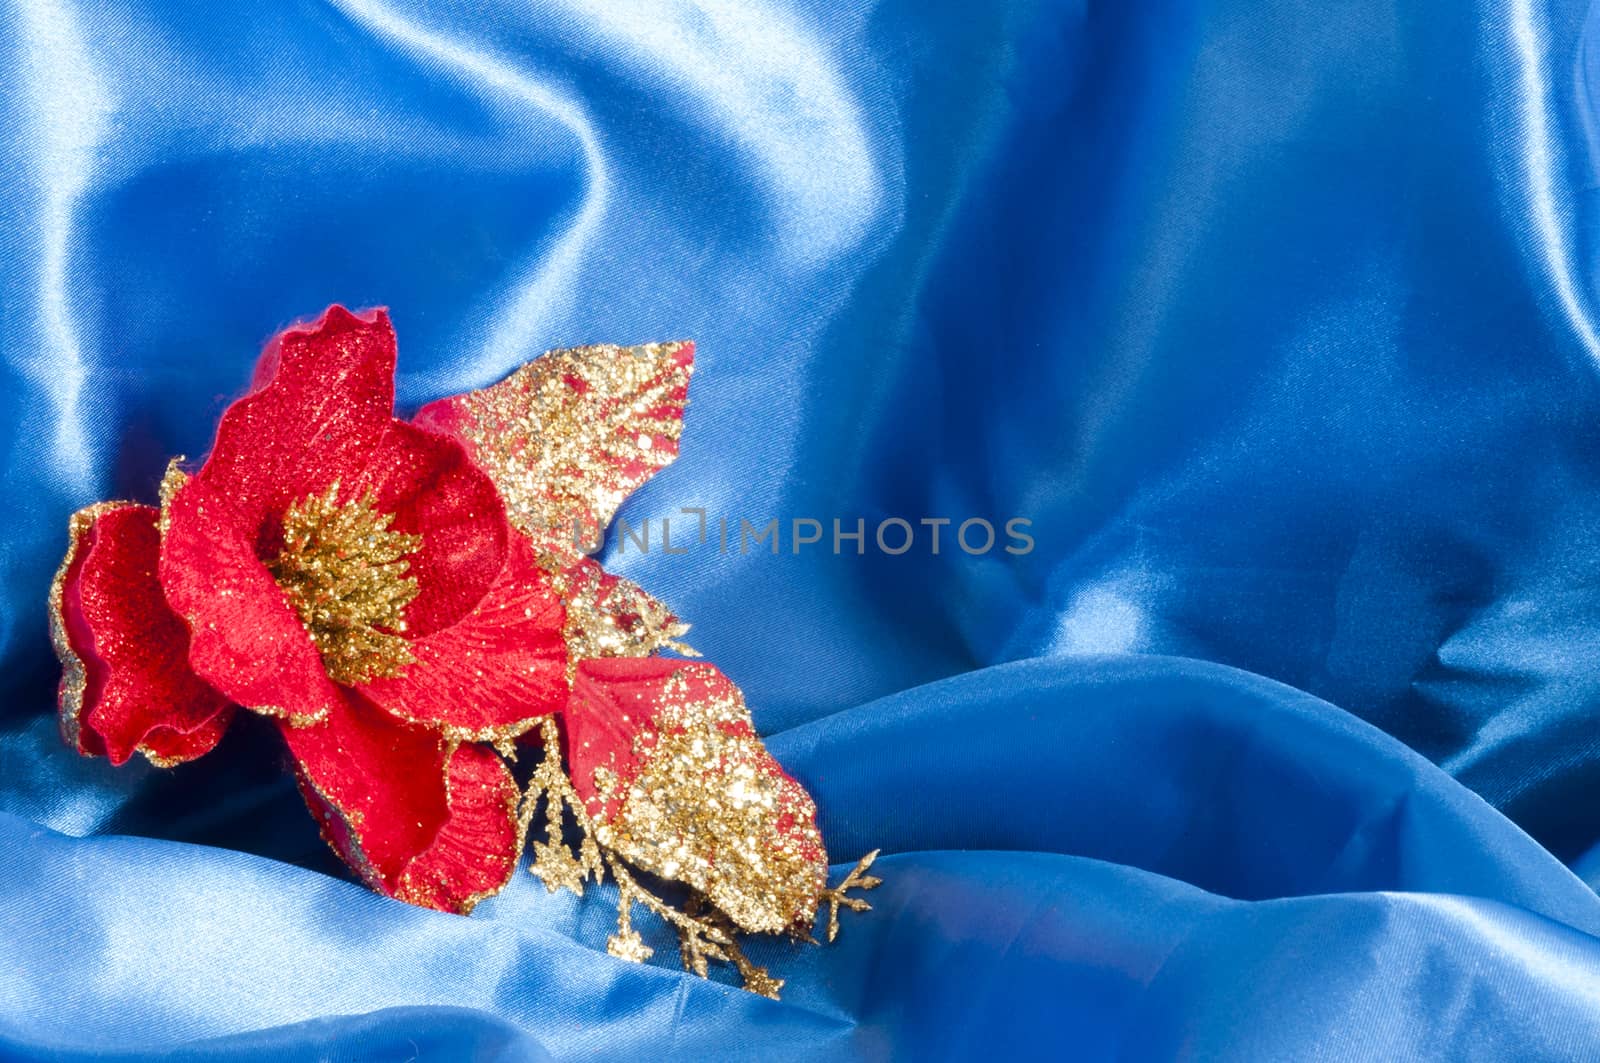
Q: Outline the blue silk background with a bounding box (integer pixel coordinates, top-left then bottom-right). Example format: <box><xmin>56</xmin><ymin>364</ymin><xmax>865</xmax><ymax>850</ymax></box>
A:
<box><xmin>11</xmin><ymin>0</ymin><xmax>1600</xmax><ymax>1059</ymax></box>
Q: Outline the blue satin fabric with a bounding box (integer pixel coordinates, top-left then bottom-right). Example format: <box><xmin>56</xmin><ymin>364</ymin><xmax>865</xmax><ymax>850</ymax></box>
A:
<box><xmin>6</xmin><ymin>0</ymin><xmax>1600</xmax><ymax>1058</ymax></box>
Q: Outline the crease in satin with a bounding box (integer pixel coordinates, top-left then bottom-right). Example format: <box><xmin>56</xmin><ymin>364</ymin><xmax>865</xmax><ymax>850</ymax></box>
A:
<box><xmin>1509</xmin><ymin>0</ymin><xmax>1600</xmax><ymax>362</ymax></box>
<box><xmin>5</xmin><ymin>0</ymin><xmax>1600</xmax><ymax>1059</ymax></box>
<box><xmin>9</xmin><ymin>0</ymin><xmax>110</xmax><ymax>485</ymax></box>
<box><xmin>541</xmin><ymin>0</ymin><xmax>882</xmax><ymax>267</ymax></box>
<box><xmin>327</xmin><ymin>0</ymin><xmax>613</xmax><ymax>385</ymax></box>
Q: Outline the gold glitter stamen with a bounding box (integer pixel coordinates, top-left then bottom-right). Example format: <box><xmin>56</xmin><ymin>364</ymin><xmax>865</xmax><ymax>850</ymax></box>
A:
<box><xmin>267</xmin><ymin>482</ymin><xmax>420</xmax><ymax>685</ymax></box>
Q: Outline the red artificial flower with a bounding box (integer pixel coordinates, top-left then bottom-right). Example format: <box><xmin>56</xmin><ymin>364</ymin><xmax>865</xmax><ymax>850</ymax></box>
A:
<box><xmin>52</xmin><ymin>305</ymin><xmax>870</xmax><ymax>993</ymax></box>
<box><xmin>55</xmin><ymin>307</ymin><xmax>564</xmax><ymax>912</ymax></box>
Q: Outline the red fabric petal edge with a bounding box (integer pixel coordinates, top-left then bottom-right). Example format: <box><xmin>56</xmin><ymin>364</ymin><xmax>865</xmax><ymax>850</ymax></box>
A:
<box><xmin>198</xmin><ymin>305</ymin><xmax>398</xmax><ymax>536</ymax></box>
<box><xmin>51</xmin><ymin>503</ymin><xmax>233</xmax><ymax>767</ymax></box>
<box><xmin>284</xmin><ymin>692</ymin><xmax>520</xmax><ymax>914</ymax></box>
<box><xmin>161</xmin><ymin>306</ymin><xmax>404</xmax><ymax>723</ymax></box>
<box><xmin>394</xmin><ymin>743</ymin><xmax>523</xmax><ymax>913</ymax></box>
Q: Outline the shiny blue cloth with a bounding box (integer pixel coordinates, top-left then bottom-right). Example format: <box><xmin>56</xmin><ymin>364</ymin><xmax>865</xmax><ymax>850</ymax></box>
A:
<box><xmin>6</xmin><ymin>0</ymin><xmax>1600</xmax><ymax>1058</ymax></box>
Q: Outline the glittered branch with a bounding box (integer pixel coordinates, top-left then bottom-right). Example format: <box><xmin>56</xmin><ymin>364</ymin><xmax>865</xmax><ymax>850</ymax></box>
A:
<box><xmin>520</xmin><ymin>715</ymin><xmax>792</xmax><ymax>998</ymax></box>
<box><xmin>682</xmin><ymin>893</ymin><xmax>785</xmax><ymax>998</ymax></box>
<box><xmin>818</xmin><ymin>850</ymin><xmax>882</xmax><ymax>943</ymax></box>
<box><xmin>523</xmin><ymin>717</ymin><xmax>604</xmax><ymax>894</ymax></box>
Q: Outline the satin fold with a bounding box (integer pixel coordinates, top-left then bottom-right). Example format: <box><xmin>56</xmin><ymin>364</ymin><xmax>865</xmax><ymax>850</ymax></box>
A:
<box><xmin>7</xmin><ymin>0</ymin><xmax>1600</xmax><ymax>1058</ymax></box>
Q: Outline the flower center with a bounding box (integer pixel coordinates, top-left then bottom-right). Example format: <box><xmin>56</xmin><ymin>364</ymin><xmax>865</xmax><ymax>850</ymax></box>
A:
<box><xmin>268</xmin><ymin>483</ymin><xmax>421</xmax><ymax>685</ymax></box>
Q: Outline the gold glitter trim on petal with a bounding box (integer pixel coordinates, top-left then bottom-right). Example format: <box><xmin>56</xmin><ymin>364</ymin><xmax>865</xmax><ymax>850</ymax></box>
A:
<box><xmin>49</xmin><ymin>501</ymin><xmax>135</xmax><ymax>753</ymax></box>
<box><xmin>157</xmin><ymin>457</ymin><xmax>190</xmax><ymax>540</ymax></box>
<box><xmin>440</xmin><ymin>719</ymin><xmax>542</xmax><ymax>760</ymax></box>
<box><xmin>297</xmin><ymin>766</ymin><xmax>387</xmax><ymax>894</ymax></box>
<box><xmin>442</xmin><ymin>340</ymin><xmax>692</xmax><ymax>558</ymax></box>
<box><xmin>589</xmin><ymin>669</ymin><xmax>828</xmax><ymax>934</ymax></box>
<box><xmin>247</xmin><ymin>702</ymin><xmax>328</xmax><ymax>728</ymax></box>
<box><xmin>138</xmin><ymin>745</ymin><xmax>187</xmax><ymax>769</ymax></box>
<box><xmin>268</xmin><ymin>482</ymin><xmax>421</xmax><ymax>685</ymax></box>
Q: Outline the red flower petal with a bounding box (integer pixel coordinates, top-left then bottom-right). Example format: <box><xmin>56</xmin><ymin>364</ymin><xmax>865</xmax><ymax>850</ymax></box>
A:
<box><xmin>283</xmin><ymin>692</ymin><xmax>520</xmax><ymax>914</ymax></box>
<box><xmin>564</xmin><ymin>658</ymin><xmax>829</xmax><ymax>933</ymax></box>
<box><xmin>198</xmin><ymin>305</ymin><xmax>399</xmax><ymax>536</ymax></box>
<box><xmin>414</xmin><ymin>340</ymin><xmax>693</xmax><ymax>560</ymax></box>
<box><xmin>345</xmin><ymin>419</ymin><xmax>508</xmax><ymax>638</ymax></box>
<box><xmin>51</xmin><ymin>503</ymin><xmax>233</xmax><ymax>766</ymax></box>
<box><xmin>359</xmin><ymin>532</ymin><xmax>567</xmax><ymax>743</ymax></box>
<box><xmin>209</xmin><ymin>308</ymin><xmax>506</xmax><ymax>626</ymax></box>
<box><xmin>163</xmin><ymin>306</ymin><xmax>514</xmax><ymax>715</ymax></box>
<box><xmin>161</xmin><ymin>476</ymin><xmax>344</xmax><ymax>724</ymax></box>
<box><xmin>393</xmin><ymin>742</ymin><xmax>525</xmax><ymax>913</ymax></box>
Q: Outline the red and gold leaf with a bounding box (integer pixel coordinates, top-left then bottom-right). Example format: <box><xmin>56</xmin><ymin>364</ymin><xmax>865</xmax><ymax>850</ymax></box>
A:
<box><xmin>564</xmin><ymin>658</ymin><xmax>829</xmax><ymax>934</ymax></box>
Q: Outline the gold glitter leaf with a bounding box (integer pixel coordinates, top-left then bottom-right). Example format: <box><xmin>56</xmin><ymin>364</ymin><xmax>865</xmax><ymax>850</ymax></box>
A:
<box><xmin>267</xmin><ymin>483</ymin><xmax>421</xmax><ymax>685</ymax></box>
<box><xmin>590</xmin><ymin>670</ymin><xmax>829</xmax><ymax>935</ymax></box>
<box><xmin>525</xmin><ymin>719</ymin><xmax>802</xmax><ymax>994</ymax></box>
<box><xmin>429</xmin><ymin>341</ymin><xmax>692</xmax><ymax>560</ymax></box>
